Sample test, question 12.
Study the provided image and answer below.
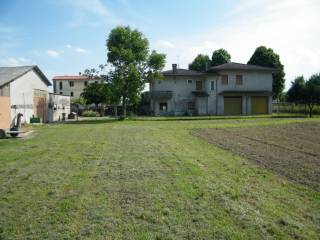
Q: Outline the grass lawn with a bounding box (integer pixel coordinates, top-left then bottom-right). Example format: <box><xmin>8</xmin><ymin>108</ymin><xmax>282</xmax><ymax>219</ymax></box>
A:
<box><xmin>0</xmin><ymin>117</ymin><xmax>319</xmax><ymax>239</ymax></box>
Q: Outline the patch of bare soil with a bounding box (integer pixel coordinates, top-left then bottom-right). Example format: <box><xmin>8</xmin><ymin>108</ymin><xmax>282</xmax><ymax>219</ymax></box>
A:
<box><xmin>17</xmin><ymin>130</ymin><xmax>34</xmax><ymax>139</ymax></box>
<box><xmin>194</xmin><ymin>122</ymin><xmax>320</xmax><ymax>191</ymax></box>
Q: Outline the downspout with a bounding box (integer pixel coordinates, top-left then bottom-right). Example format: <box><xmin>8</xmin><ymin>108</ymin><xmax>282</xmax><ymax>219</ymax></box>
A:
<box><xmin>215</xmin><ymin>78</ymin><xmax>218</xmax><ymax>115</ymax></box>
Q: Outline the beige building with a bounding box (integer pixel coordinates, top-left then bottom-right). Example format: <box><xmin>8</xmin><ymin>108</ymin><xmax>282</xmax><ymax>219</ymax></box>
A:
<box><xmin>150</xmin><ymin>63</ymin><xmax>276</xmax><ymax>116</ymax></box>
<box><xmin>53</xmin><ymin>75</ymin><xmax>102</xmax><ymax>99</ymax></box>
<box><xmin>0</xmin><ymin>65</ymin><xmax>51</xmax><ymax>124</ymax></box>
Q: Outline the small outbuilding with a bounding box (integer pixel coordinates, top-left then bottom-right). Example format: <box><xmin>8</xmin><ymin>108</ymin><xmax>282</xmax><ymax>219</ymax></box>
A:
<box><xmin>0</xmin><ymin>65</ymin><xmax>51</xmax><ymax>124</ymax></box>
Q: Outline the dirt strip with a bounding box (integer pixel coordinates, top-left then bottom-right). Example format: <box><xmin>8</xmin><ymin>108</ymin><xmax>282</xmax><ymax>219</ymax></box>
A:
<box><xmin>194</xmin><ymin>122</ymin><xmax>320</xmax><ymax>191</ymax></box>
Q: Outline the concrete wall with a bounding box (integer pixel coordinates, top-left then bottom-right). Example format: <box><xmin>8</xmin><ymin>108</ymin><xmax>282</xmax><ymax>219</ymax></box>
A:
<box><xmin>216</xmin><ymin>70</ymin><xmax>273</xmax><ymax>92</ymax></box>
<box><xmin>10</xmin><ymin>69</ymin><xmax>49</xmax><ymax>123</ymax></box>
<box><xmin>54</xmin><ymin>79</ymin><xmax>102</xmax><ymax>99</ymax></box>
<box><xmin>0</xmin><ymin>96</ymin><xmax>11</xmax><ymax>129</ymax></box>
<box><xmin>152</xmin><ymin>76</ymin><xmax>206</xmax><ymax>115</ymax></box>
<box><xmin>151</xmin><ymin>70</ymin><xmax>273</xmax><ymax>116</ymax></box>
<box><xmin>48</xmin><ymin>94</ymin><xmax>71</xmax><ymax>122</ymax></box>
<box><xmin>0</xmin><ymin>83</ymin><xmax>10</xmax><ymax>96</ymax></box>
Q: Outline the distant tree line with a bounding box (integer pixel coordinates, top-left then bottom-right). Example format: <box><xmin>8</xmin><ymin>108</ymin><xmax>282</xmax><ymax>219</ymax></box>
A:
<box><xmin>286</xmin><ymin>74</ymin><xmax>320</xmax><ymax>117</ymax></box>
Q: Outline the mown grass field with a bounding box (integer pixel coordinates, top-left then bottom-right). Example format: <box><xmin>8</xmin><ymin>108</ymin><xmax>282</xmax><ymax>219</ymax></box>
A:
<box><xmin>0</xmin><ymin>117</ymin><xmax>319</xmax><ymax>239</ymax></box>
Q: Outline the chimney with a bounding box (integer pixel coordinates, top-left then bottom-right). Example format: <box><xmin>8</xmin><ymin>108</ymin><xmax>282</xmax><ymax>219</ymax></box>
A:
<box><xmin>172</xmin><ymin>64</ymin><xmax>177</xmax><ymax>73</ymax></box>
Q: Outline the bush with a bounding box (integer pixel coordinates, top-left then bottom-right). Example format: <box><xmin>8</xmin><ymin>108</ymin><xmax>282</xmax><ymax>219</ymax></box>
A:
<box><xmin>30</xmin><ymin>116</ymin><xmax>41</xmax><ymax>123</ymax></box>
<box><xmin>82</xmin><ymin>110</ymin><xmax>100</xmax><ymax>117</ymax></box>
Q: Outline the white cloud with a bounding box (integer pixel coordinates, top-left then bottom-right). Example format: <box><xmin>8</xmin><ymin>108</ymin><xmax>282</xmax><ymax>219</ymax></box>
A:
<box><xmin>157</xmin><ymin>0</ymin><xmax>320</xmax><ymax>89</ymax></box>
<box><xmin>157</xmin><ymin>40</ymin><xmax>175</xmax><ymax>49</ymax></box>
<box><xmin>47</xmin><ymin>50</ymin><xmax>60</xmax><ymax>57</ymax></box>
<box><xmin>66</xmin><ymin>0</ymin><xmax>108</xmax><ymax>16</ymax></box>
<box><xmin>75</xmin><ymin>47</ymin><xmax>87</xmax><ymax>53</ymax></box>
<box><xmin>0</xmin><ymin>57</ymin><xmax>33</xmax><ymax>67</ymax></box>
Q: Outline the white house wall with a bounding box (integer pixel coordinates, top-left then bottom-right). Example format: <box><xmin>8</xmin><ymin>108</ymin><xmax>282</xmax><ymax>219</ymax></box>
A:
<box><xmin>152</xmin><ymin>70</ymin><xmax>273</xmax><ymax>116</ymax></box>
<box><xmin>10</xmin><ymin>69</ymin><xmax>49</xmax><ymax>123</ymax></box>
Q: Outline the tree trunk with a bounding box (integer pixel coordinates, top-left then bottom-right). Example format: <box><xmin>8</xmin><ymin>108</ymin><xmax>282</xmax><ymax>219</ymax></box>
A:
<box><xmin>309</xmin><ymin>104</ymin><xmax>313</xmax><ymax>118</ymax></box>
<box><xmin>114</xmin><ymin>104</ymin><xmax>118</xmax><ymax>118</ymax></box>
<box><xmin>100</xmin><ymin>104</ymin><xmax>104</xmax><ymax>117</ymax></box>
<box><xmin>122</xmin><ymin>96</ymin><xmax>127</xmax><ymax>118</ymax></box>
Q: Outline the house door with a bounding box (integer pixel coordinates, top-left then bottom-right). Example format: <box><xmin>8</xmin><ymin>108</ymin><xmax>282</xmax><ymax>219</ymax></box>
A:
<box><xmin>196</xmin><ymin>97</ymin><xmax>207</xmax><ymax>115</ymax></box>
<box><xmin>33</xmin><ymin>89</ymin><xmax>48</xmax><ymax>122</ymax></box>
<box><xmin>251</xmin><ymin>96</ymin><xmax>268</xmax><ymax>114</ymax></box>
<box><xmin>224</xmin><ymin>97</ymin><xmax>242</xmax><ymax>115</ymax></box>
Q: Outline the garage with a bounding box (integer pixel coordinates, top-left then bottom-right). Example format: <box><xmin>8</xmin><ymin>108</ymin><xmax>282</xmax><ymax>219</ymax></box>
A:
<box><xmin>224</xmin><ymin>97</ymin><xmax>242</xmax><ymax>115</ymax></box>
<box><xmin>251</xmin><ymin>96</ymin><xmax>268</xmax><ymax>114</ymax></box>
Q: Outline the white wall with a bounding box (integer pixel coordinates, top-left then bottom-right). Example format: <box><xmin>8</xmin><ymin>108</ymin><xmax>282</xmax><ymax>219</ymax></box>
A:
<box><xmin>54</xmin><ymin>79</ymin><xmax>102</xmax><ymax>99</ymax></box>
<box><xmin>151</xmin><ymin>70</ymin><xmax>273</xmax><ymax>116</ymax></box>
<box><xmin>10</xmin><ymin>69</ymin><xmax>49</xmax><ymax>123</ymax></box>
<box><xmin>48</xmin><ymin>94</ymin><xmax>71</xmax><ymax>122</ymax></box>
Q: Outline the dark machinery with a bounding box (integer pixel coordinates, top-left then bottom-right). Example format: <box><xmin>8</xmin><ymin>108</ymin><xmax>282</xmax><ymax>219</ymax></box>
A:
<box><xmin>0</xmin><ymin>113</ymin><xmax>24</xmax><ymax>139</ymax></box>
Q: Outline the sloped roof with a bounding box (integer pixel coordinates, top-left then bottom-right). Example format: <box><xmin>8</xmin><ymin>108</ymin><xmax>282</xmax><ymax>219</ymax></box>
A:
<box><xmin>0</xmin><ymin>65</ymin><xmax>51</xmax><ymax>87</ymax></box>
<box><xmin>209</xmin><ymin>62</ymin><xmax>277</xmax><ymax>72</ymax></box>
<box><xmin>162</xmin><ymin>68</ymin><xmax>205</xmax><ymax>76</ymax></box>
<box><xmin>53</xmin><ymin>75</ymin><xmax>91</xmax><ymax>80</ymax></box>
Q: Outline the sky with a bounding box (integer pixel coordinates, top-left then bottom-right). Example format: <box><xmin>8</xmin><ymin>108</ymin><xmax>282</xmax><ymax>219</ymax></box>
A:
<box><xmin>0</xmin><ymin>0</ymin><xmax>320</xmax><ymax>90</ymax></box>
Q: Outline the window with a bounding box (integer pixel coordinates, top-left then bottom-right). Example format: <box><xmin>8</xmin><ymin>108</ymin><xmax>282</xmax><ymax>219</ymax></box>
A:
<box><xmin>59</xmin><ymin>82</ymin><xmax>63</xmax><ymax>90</ymax></box>
<box><xmin>187</xmin><ymin>101</ymin><xmax>195</xmax><ymax>110</ymax></box>
<box><xmin>222</xmin><ymin>75</ymin><xmax>228</xmax><ymax>85</ymax></box>
<box><xmin>196</xmin><ymin>80</ymin><xmax>202</xmax><ymax>90</ymax></box>
<box><xmin>69</xmin><ymin>81</ymin><xmax>74</xmax><ymax>87</ymax></box>
<box><xmin>210</xmin><ymin>81</ymin><xmax>215</xmax><ymax>91</ymax></box>
<box><xmin>187</xmin><ymin>80</ymin><xmax>193</xmax><ymax>84</ymax></box>
<box><xmin>70</xmin><ymin>92</ymin><xmax>74</xmax><ymax>97</ymax></box>
<box><xmin>59</xmin><ymin>92</ymin><xmax>63</xmax><ymax>95</ymax></box>
<box><xmin>84</xmin><ymin>81</ymin><xmax>88</xmax><ymax>87</ymax></box>
<box><xmin>159</xmin><ymin>102</ymin><xmax>168</xmax><ymax>111</ymax></box>
<box><xmin>236</xmin><ymin>75</ymin><xmax>243</xmax><ymax>85</ymax></box>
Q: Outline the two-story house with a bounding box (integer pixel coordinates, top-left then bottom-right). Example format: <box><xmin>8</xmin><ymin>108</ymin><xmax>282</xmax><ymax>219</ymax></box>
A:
<box><xmin>52</xmin><ymin>75</ymin><xmax>103</xmax><ymax>99</ymax></box>
<box><xmin>150</xmin><ymin>63</ymin><xmax>276</xmax><ymax>116</ymax></box>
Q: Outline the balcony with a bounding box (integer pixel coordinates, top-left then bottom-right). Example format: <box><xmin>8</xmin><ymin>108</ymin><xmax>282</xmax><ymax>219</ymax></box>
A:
<box><xmin>150</xmin><ymin>91</ymin><xmax>173</xmax><ymax>100</ymax></box>
<box><xmin>192</xmin><ymin>91</ymin><xmax>209</xmax><ymax>97</ymax></box>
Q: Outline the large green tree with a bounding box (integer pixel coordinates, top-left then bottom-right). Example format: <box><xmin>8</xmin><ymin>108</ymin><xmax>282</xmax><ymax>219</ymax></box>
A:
<box><xmin>302</xmin><ymin>73</ymin><xmax>320</xmax><ymax>117</ymax></box>
<box><xmin>211</xmin><ymin>49</ymin><xmax>231</xmax><ymax>66</ymax></box>
<box><xmin>286</xmin><ymin>76</ymin><xmax>305</xmax><ymax>103</ymax></box>
<box><xmin>106</xmin><ymin>26</ymin><xmax>165</xmax><ymax>117</ymax></box>
<box><xmin>188</xmin><ymin>54</ymin><xmax>210</xmax><ymax>72</ymax></box>
<box><xmin>81</xmin><ymin>82</ymin><xmax>108</xmax><ymax>116</ymax></box>
<box><xmin>248</xmin><ymin>46</ymin><xmax>285</xmax><ymax>99</ymax></box>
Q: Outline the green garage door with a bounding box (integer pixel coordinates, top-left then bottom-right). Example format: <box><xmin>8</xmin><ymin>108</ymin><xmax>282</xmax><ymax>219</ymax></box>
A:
<box><xmin>251</xmin><ymin>96</ymin><xmax>268</xmax><ymax>114</ymax></box>
<box><xmin>224</xmin><ymin>97</ymin><xmax>242</xmax><ymax>115</ymax></box>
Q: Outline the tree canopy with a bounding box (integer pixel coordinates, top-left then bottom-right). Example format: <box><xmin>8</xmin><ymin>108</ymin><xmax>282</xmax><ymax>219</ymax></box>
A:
<box><xmin>211</xmin><ymin>49</ymin><xmax>231</xmax><ymax>66</ymax></box>
<box><xmin>81</xmin><ymin>81</ymin><xmax>108</xmax><ymax>115</ymax></box>
<box><xmin>302</xmin><ymin>74</ymin><xmax>320</xmax><ymax>117</ymax></box>
<box><xmin>188</xmin><ymin>54</ymin><xmax>210</xmax><ymax>72</ymax></box>
<box><xmin>106</xmin><ymin>26</ymin><xmax>166</xmax><ymax>117</ymax></box>
<box><xmin>286</xmin><ymin>76</ymin><xmax>305</xmax><ymax>103</ymax></box>
<box><xmin>248</xmin><ymin>46</ymin><xmax>285</xmax><ymax>99</ymax></box>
